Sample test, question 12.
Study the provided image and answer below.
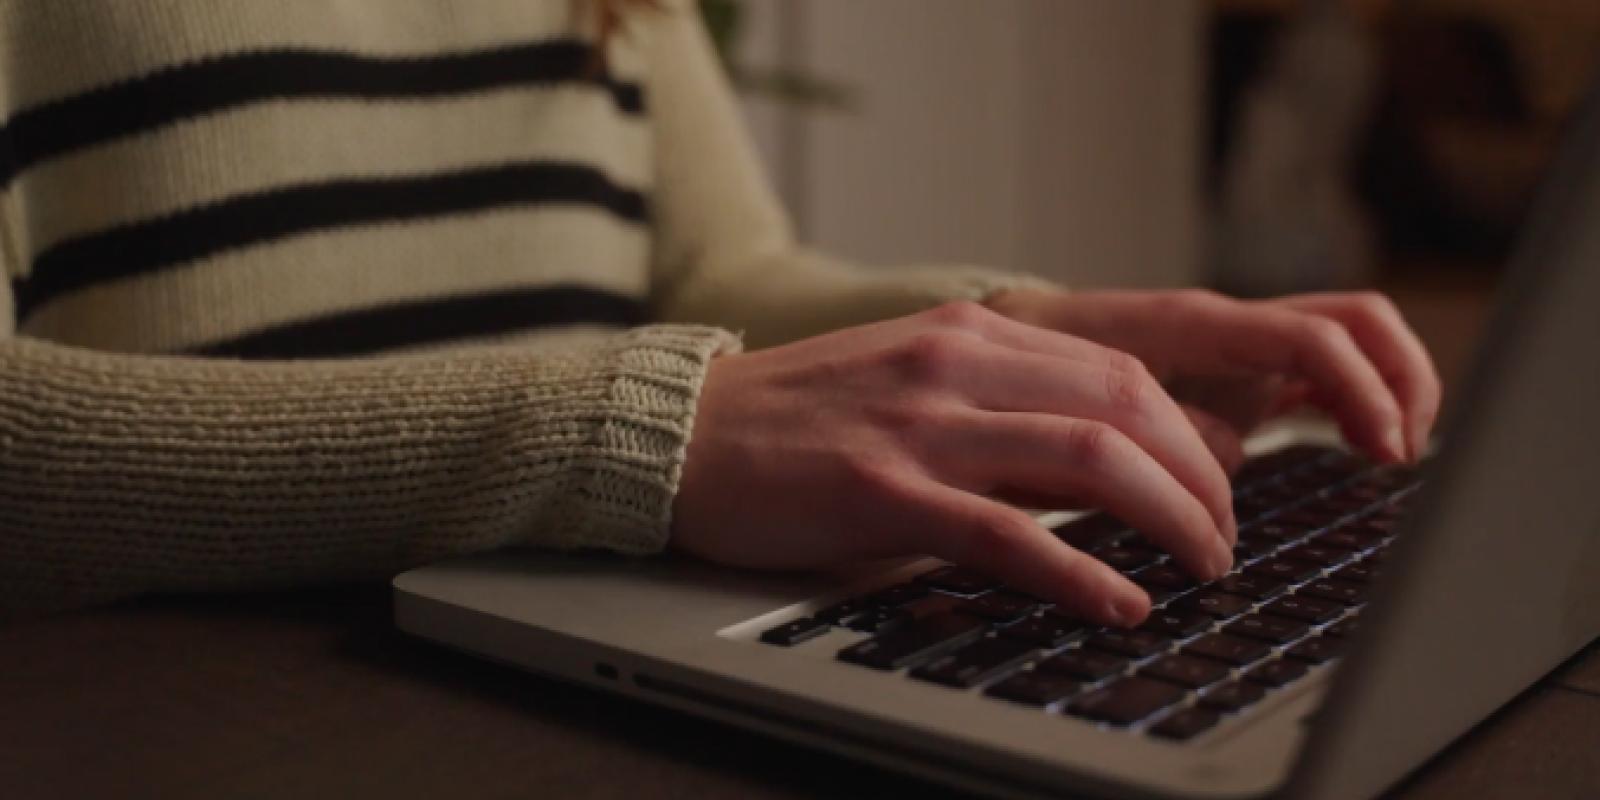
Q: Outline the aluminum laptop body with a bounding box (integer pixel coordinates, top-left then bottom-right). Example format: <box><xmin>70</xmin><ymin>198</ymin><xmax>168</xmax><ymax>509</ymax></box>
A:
<box><xmin>393</xmin><ymin>82</ymin><xmax>1600</xmax><ymax>799</ymax></box>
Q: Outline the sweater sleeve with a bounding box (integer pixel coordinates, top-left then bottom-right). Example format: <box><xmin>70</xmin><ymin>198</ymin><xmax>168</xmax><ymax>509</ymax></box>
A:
<box><xmin>640</xmin><ymin>1</ymin><xmax>1054</xmax><ymax>350</ymax></box>
<box><xmin>0</xmin><ymin>275</ymin><xmax>739</xmax><ymax>612</ymax></box>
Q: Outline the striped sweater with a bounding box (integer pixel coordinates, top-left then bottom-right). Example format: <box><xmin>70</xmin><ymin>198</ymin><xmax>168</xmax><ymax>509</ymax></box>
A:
<box><xmin>0</xmin><ymin>0</ymin><xmax>1040</xmax><ymax>612</ymax></box>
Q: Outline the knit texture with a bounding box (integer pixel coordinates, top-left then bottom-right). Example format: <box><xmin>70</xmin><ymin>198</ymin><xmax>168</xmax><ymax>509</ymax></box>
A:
<box><xmin>0</xmin><ymin>0</ymin><xmax>1050</xmax><ymax>612</ymax></box>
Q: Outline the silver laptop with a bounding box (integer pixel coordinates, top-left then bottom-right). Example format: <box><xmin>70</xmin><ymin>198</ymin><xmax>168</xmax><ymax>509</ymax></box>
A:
<box><xmin>393</xmin><ymin>80</ymin><xmax>1600</xmax><ymax>800</ymax></box>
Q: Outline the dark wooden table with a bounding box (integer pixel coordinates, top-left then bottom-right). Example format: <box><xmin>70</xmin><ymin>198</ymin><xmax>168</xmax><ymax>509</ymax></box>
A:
<box><xmin>1</xmin><ymin>587</ymin><xmax>1596</xmax><ymax>800</ymax></box>
<box><xmin>5</xmin><ymin>280</ymin><xmax>1595</xmax><ymax>799</ymax></box>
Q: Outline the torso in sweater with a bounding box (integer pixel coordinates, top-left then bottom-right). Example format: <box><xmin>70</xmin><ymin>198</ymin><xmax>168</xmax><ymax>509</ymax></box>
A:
<box><xmin>0</xmin><ymin>0</ymin><xmax>653</xmax><ymax>358</ymax></box>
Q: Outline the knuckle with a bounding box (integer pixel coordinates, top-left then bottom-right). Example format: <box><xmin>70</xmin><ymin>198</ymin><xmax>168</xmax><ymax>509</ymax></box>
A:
<box><xmin>1299</xmin><ymin>316</ymin><xmax>1350</xmax><ymax>351</ymax></box>
<box><xmin>1160</xmin><ymin>287</ymin><xmax>1228</xmax><ymax>317</ymax></box>
<box><xmin>839</xmin><ymin>450</ymin><xmax>907</xmax><ymax>496</ymax></box>
<box><xmin>963</xmin><ymin>511</ymin><xmax>1033</xmax><ymax>557</ymax></box>
<box><xmin>1354</xmin><ymin>291</ymin><xmax>1402</xmax><ymax>322</ymax></box>
<box><xmin>865</xmin><ymin>398</ymin><xmax>947</xmax><ymax>444</ymax></box>
<box><xmin>1062</xmin><ymin>419</ymin><xmax>1124</xmax><ymax>468</ymax></box>
<box><xmin>1175</xmin><ymin>287</ymin><xmax>1226</xmax><ymax>307</ymax></box>
<box><xmin>892</xmin><ymin>331</ymin><xmax>973</xmax><ymax>385</ymax></box>
<box><xmin>1103</xmin><ymin>361</ymin><xmax>1156</xmax><ymax>416</ymax></box>
<box><xmin>925</xmin><ymin>299</ymin><xmax>993</xmax><ymax>330</ymax></box>
<box><xmin>1103</xmin><ymin>348</ymin><xmax>1146</xmax><ymax>376</ymax></box>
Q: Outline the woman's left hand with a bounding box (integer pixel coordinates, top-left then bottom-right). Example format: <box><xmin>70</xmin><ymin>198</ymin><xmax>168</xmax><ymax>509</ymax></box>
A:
<box><xmin>985</xmin><ymin>288</ymin><xmax>1442</xmax><ymax>468</ymax></box>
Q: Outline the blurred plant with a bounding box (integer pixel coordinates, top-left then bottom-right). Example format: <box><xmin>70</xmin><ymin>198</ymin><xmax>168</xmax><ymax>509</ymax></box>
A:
<box><xmin>698</xmin><ymin>0</ymin><xmax>856</xmax><ymax>111</ymax></box>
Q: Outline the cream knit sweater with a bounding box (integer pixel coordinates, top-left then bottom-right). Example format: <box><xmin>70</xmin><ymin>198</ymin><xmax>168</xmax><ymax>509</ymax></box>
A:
<box><xmin>0</xmin><ymin>0</ymin><xmax>1041</xmax><ymax>612</ymax></box>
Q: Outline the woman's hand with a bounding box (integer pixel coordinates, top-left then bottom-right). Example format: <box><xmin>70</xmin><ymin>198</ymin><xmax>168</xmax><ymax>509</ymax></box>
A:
<box><xmin>673</xmin><ymin>301</ymin><xmax>1237</xmax><ymax>627</ymax></box>
<box><xmin>985</xmin><ymin>288</ymin><xmax>1443</xmax><ymax>466</ymax></box>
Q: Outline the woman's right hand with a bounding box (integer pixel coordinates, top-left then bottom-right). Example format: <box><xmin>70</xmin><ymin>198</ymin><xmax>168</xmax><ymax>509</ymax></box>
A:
<box><xmin>671</xmin><ymin>301</ymin><xmax>1238</xmax><ymax>627</ymax></box>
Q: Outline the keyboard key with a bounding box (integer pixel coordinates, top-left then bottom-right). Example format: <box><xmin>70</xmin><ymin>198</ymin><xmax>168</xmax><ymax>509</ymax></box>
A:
<box><xmin>1286</xmin><ymin>636</ymin><xmax>1346</xmax><ymax>664</ymax></box>
<box><xmin>1151</xmin><ymin>707</ymin><xmax>1221</xmax><ymax>740</ymax></box>
<box><xmin>1353</xmin><ymin>516</ymin><xmax>1401</xmax><ymax>536</ymax></box>
<box><xmin>847</xmin><ymin>607</ymin><xmax>912</xmax><ymax>633</ymax></box>
<box><xmin>1175</xmin><ymin>590</ymin><xmax>1254</xmax><ymax>620</ymax></box>
<box><xmin>1261</xmin><ymin>595</ymin><xmax>1345</xmax><ymax>624</ymax></box>
<box><xmin>1139</xmin><ymin>609</ymin><xmax>1213</xmax><ymax>638</ymax></box>
<box><xmin>837</xmin><ymin>613</ymin><xmax>988</xmax><ymax>670</ymax></box>
<box><xmin>1249</xmin><ymin>483</ymin><xmax>1309</xmax><ymax>508</ymax></box>
<box><xmin>1085</xmin><ymin>629</ymin><xmax>1172</xmax><ymax>659</ymax></box>
<box><xmin>986</xmin><ymin>670</ymin><xmax>1082</xmax><ymax>706</ymax></box>
<box><xmin>1301</xmin><ymin>494</ymin><xmax>1374</xmax><ymax>516</ymax></box>
<box><xmin>916</xmin><ymin>566</ymin><xmax>1001</xmax><ymax>596</ymax></box>
<box><xmin>1234</xmin><ymin>537</ymin><xmax>1280</xmax><ymax>560</ymax></box>
<box><xmin>1133</xmin><ymin>563</ymin><xmax>1198</xmax><ymax>592</ymax></box>
<box><xmin>1247</xmin><ymin>658</ymin><xmax>1308</xmax><ymax>687</ymax></box>
<box><xmin>1325</xmin><ymin>617</ymin><xmax>1360</xmax><ymax>638</ymax></box>
<box><xmin>1200</xmin><ymin>680</ymin><xmax>1265</xmax><ymax>712</ymax></box>
<box><xmin>866</xmin><ymin>582</ymin><xmax>930</xmax><ymax>608</ymax></box>
<box><xmin>1244</xmin><ymin>558</ymin><xmax>1321</xmax><ymax>584</ymax></box>
<box><xmin>1141</xmin><ymin>654</ymin><xmax>1231</xmax><ymax>688</ymax></box>
<box><xmin>911</xmin><ymin>636</ymin><xmax>1038</xmax><ymax>688</ymax></box>
<box><xmin>1185</xmin><ymin>634</ymin><xmax>1273</xmax><ymax>666</ymax></box>
<box><xmin>1247</xmin><ymin>521</ymin><xmax>1310</xmax><ymax>542</ymax></box>
<box><xmin>1038</xmin><ymin>648</ymin><xmax>1129</xmax><ymax>682</ymax></box>
<box><xmin>1097</xmin><ymin>546</ymin><xmax>1160</xmax><ymax>572</ymax></box>
<box><xmin>1053</xmin><ymin>514</ymin><xmax>1129</xmax><ymax>551</ymax></box>
<box><xmin>1244</xmin><ymin>443</ymin><xmax>1332</xmax><ymax>473</ymax></box>
<box><xmin>1272</xmin><ymin>509</ymin><xmax>1336</xmax><ymax>531</ymax></box>
<box><xmin>1225</xmin><ymin>614</ymin><xmax>1310</xmax><ymax>645</ymax></box>
<box><xmin>1000</xmin><ymin>613</ymin><xmax>1087</xmax><ymax>647</ymax></box>
<box><xmin>1216</xmin><ymin>573</ymin><xmax>1290</xmax><ymax>601</ymax></box>
<box><xmin>1363</xmin><ymin>466</ymin><xmax>1421</xmax><ymax>492</ymax></box>
<box><xmin>760</xmin><ymin>617</ymin><xmax>830</xmax><ymax>646</ymax></box>
<box><xmin>1280</xmin><ymin>543</ymin><xmax>1357</xmax><ymax>568</ymax></box>
<box><xmin>1313</xmin><ymin>528</ymin><xmax>1388</xmax><ymax>552</ymax></box>
<box><xmin>1333</xmin><ymin>561</ymin><xmax>1380</xmax><ymax>584</ymax></box>
<box><xmin>959</xmin><ymin>592</ymin><xmax>1037</xmax><ymax>622</ymax></box>
<box><xmin>1298</xmin><ymin>579</ymin><xmax>1368</xmax><ymax>606</ymax></box>
<box><xmin>814</xmin><ymin>597</ymin><xmax>874</xmax><ymax>624</ymax></box>
<box><xmin>1067</xmin><ymin>676</ymin><xmax>1186</xmax><ymax>726</ymax></box>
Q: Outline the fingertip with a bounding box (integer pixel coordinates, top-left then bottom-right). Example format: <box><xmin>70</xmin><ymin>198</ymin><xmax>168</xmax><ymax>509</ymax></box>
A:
<box><xmin>1384</xmin><ymin>426</ymin><xmax>1409</xmax><ymax>464</ymax></box>
<box><xmin>1409</xmin><ymin>419</ymin><xmax>1432</xmax><ymax>463</ymax></box>
<box><xmin>1105</xmin><ymin>587</ymin><xmax>1152</xmax><ymax>628</ymax></box>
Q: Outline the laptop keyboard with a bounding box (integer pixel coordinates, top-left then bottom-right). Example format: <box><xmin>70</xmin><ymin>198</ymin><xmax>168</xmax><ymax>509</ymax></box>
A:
<box><xmin>756</xmin><ymin>444</ymin><xmax>1424</xmax><ymax>742</ymax></box>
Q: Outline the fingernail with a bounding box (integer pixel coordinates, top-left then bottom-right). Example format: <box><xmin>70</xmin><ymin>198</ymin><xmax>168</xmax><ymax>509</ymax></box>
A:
<box><xmin>1109</xmin><ymin>593</ymin><xmax>1147</xmax><ymax>627</ymax></box>
<box><xmin>1410</xmin><ymin>427</ymin><xmax>1428</xmax><ymax>463</ymax></box>
<box><xmin>1385</xmin><ymin>426</ymin><xmax>1408</xmax><ymax>463</ymax></box>
<box><xmin>1211</xmin><ymin>544</ymin><xmax>1235</xmax><ymax>580</ymax></box>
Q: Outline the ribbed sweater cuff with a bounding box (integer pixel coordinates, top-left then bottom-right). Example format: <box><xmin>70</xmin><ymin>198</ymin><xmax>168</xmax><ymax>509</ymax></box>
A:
<box><xmin>533</xmin><ymin>324</ymin><xmax>741</xmax><ymax>555</ymax></box>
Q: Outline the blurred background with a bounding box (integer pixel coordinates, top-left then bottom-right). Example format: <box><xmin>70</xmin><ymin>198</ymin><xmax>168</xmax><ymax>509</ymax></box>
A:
<box><xmin>715</xmin><ymin>0</ymin><xmax>1600</xmax><ymax>389</ymax></box>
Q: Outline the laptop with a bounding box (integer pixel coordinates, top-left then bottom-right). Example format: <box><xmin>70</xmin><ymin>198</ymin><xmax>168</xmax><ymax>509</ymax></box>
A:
<box><xmin>392</xmin><ymin>79</ymin><xmax>1600</xmax><ymax>800</ymax></box>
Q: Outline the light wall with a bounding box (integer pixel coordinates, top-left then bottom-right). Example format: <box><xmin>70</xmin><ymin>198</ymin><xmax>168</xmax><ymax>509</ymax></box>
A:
<box><xmin>737</xmin><ymin>0</ymin><xmax>1205</xmax><ymax>289</ymax></box>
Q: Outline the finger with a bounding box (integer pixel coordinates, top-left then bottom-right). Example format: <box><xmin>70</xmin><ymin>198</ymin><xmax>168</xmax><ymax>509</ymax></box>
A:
<box><xmin>926</xmin><ymin>410</ymin><xmax>1234</xmax><ymax>583</ymax></box>
<box><xmin>1180</xmin><ymin>297</ymin><xmax>1409</xmax><ymax>462</ymax></box>
<box><xmin>945</xmin><ymin>343</ymin><xmax>1236</xmax><ymax>544</ymax></box>
<box><xmin>1180</xmin><ymin>404</ymin><xmax>1246</xmax><ymax>475</ymax></box>
<box><xmin>900</xmin><ymin>477</ymin><xmax>1152</xmax><ymax>626</ymax></box>
<box><xmin>1275</xmin><ymin>293</ymin><xmax>1442</xmax><ymax>461</ymax></box>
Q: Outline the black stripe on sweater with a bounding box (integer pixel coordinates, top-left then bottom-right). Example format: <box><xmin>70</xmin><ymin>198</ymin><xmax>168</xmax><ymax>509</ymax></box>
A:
<box><xmin>186</xmin><ymin>284</ymin><xmax>648</xmax><ymax>359</ymax></box>
<box><xmin>0</xmin><ymin>40</ymin><xmax>643</xmax><ymax>186</ymax></box>
<box><xmin>12</xmin><ymin>161</ymin><xmax>648</xmax><ymax>322</ymax></box>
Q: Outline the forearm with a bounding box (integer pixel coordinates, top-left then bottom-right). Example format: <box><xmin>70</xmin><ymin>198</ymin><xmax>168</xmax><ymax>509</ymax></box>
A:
<box><xmin>0</xmin><ymin>326</ymin><xmax>736</xmax><ymax>614</ymax></box>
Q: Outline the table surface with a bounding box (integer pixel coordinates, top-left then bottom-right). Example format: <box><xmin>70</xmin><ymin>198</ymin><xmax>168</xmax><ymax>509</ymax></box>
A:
<box><xmin>1</xmin><ymin>588</ymin><xmax>1596</xmax><ymax>800</ymax></box>
<box><xmin>5</xmin><ymin>280</ymin><xmax>1597</xmax><ymax>800</ymax></box>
